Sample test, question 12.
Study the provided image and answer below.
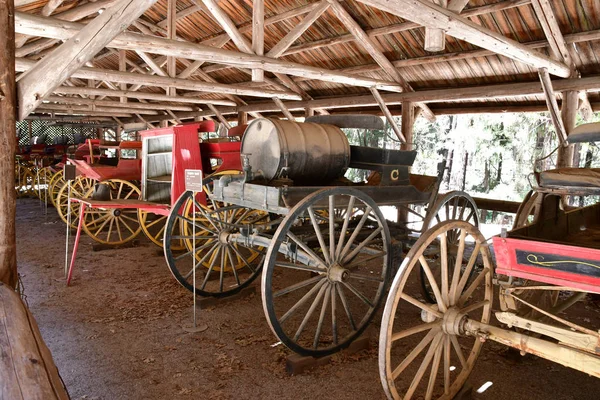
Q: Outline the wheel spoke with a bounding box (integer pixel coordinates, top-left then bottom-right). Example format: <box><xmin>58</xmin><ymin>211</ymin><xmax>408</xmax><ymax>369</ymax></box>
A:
<box><xmin>329</xmin><ymin>195</ymin><xmax>335</xmax><ymax>262</ymax></box>
<box><xmin>120</xmin><ymin>217</ymin><xmax>137</xmax><ymax>235</ymax></box>
<box><xmin>425</xmin><ymin>339</ymin><xmax>443</xmax><ymax>400</ymax></box>
<box><xmin>115</xmin><ymin>218</ymin><xmax>123</xmax><ymax>242</ymax></box>
<box><xmin>404</xmin><ymin>334</ymin><xmax>443</xmax><ymax>400</ymax></box>
<box><xmin>230</xmin><ymin>243</ymin><xmax>257</xmax><ymax>274</ymax></box>
<box><xmin>341</xmin><ymin>281</ymin><xmax>374</xmax><ymax>308</ymax></box>
<box><xmin>294</xmin><ymin>282</ymin><xmax>328</xmax><ymax>341</ymax></box>
<box><xmin>184</xmin><ymin>242</ymin><xmax>219</xmax><ymax>280</ymax></box>
<box><xmin>419</xmin><ymin>256</ymin><xmax>447</xmax><ymax>311</ymax></box>
<box><xmin>331</xmin><ymin>283</ymin><xmax>338</xmax><ymax>346</ymax></box>
<box><xmin>226</xmin><ymin>246</ymin><xmax>241</xmax><ymax>286</ymax></box>
<box><xmin>287</xmin><ymin>231</ymin><xmax>326</xmax><ymax>268</ymax></box>
<box><xmin>443</xmin><ymin>335</ymin><xmax>450</xmax><ymax>395</ymax></box>
<box><xmin>400</xmin><ymin>293</ymin><xmax>444</xmax><ymax>319</ymax></box>
<box><xmin>274</xmin><ymin>274</ymin><xmax>324</xmax><ymax>298</ymax></box>
<box><xmin>338</xmin><ymin>206</ymin><xmax>372</xmax><ymax>261</ymax></box>
<box><xmin>279</xmin><ymin>279</ymin><xmax>327</xmax><ymax>324</ymax></box>
<box><xmin>450</xmin><ymin>335</ymin><xmax>467</xmax><ymax>368</ymax></box>
<box><xmin>200</xmin><ymin>246</ymin><xmax>221</xmax><ymax>290</ymax></box>
<box><xmin>335</xmin><ymin>196</ymin><xmax>356</xmax><ymax>260</ymax></box>
<box><xmin>392</xmin><ymin>326</ymin><xmax>440</xmax><ymax>380</ymax></box>
<box><xmin>307</xmin><ymin>206</ymin><xmax>331</xmax><ymax>265</ymax></box>
<box><xmin>391</xmin><ymin>322</ymin><xmax>441</xmax><ymax>342</ymax></box>
<box><xmin>219</xmin><ymin>246</ymin><xmax>225</xmax><ymax>292</ymax></box>
<box><xmin>346</xmin><ymin>272</ymin><xmax>384</xmax><ymax>283</ymax></box>
<box><xmin>144</xmin><ymin>215</ymin><xmax>166</xmax><ymax>228</ymax></box>
<box><xmin>453</xmin><ymin>242</ymin><xmax>481</xmax><ymax>304</ymax></box>
<box><xmin>341</xmin><ymin>226</ymin><xmax>383</xmax><ymax>265</ymax></box>
<box><xmin>313</xmin><ymin>284</ymin><xmax>331</xmax><ymax>349</ymax></box>
<box><xmin>440</xmin><ymin>232</ymin><xmax>449</xmax><ymax>306</ymax></box>
<box><xmin>460</xmin><ymin>299</ymin><xmax>489</xmax><ymax>314</ymax></box>
<box><xmin>345</xmin><ymin>251</ymin><xmax>386</xmax><ymax>270</ymax></box>
<box><xmin>336</xmin><ymin>283</ymin><xmax>356</xmax><ymax>331</ymax></box>
<box><xmin>275</xmin><ymin>261</ymin><xmax>325</xmax><ymax>274</ymax></box>
<box><xmin>457</xmin><ymin>268</ymin><xmax>490</xmax><ymax>306</ymax></box>
<box><xmin>449</xmin><ymin>229</ymin><xmax>467</xmax><ymax>306</ymax></box>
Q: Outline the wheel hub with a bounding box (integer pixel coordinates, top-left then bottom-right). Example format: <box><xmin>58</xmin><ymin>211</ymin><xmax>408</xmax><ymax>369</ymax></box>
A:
<box><xmin>218</xmin><ymin>229</ymin><xmax>231</xmax><ymax>244</ymax></box>
<box><xmin>112</xmin><ymin>209</ymin><xmax>121</xmax><ymax>217</ymax></box>
<box><xmin>442</xmin><ymin>307</ymin><xmax>467</xmax><ymax>336</ymax></box>
<box><xmin>328</xmin><ymin>264</ymin><xmax>348</xmax><ymax>282</ymax></box>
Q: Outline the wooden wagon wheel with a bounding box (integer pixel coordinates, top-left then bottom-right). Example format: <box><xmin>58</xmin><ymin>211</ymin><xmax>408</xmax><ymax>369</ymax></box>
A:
<box><xmin>34</xmin><ymin>166</ymin><xmax>55</xmax><ymax>203</ymax></box>
<box><xmin>55</xmin><ymin>176</ymin><xmax>95</xmax><ymax>228</ymax></box>
<box><xmin>163</xmin><ymin>187</ymin><xmax>267</xmax><ymax>298</ymax></box>
<box><xmin>379</xmin><ymin>220</ymin><xmax>492</xmax><ymax>400</ymax></box>
<box><xmin>262</xmin><ymin>187</ymin><xmax>391</xmax><ymax>356</ymax></box>
<box><xmin>81</xmin><ymin>179</ymin><xmax>142</xmax><ymax>245</ymax></box>
<box><xmin>138</xmin><ymin>210</ymin><xmax>186</xmax><ymax>250</ymax></box>
<box><xmin>512</xmin><ymin>190</ymin><xmax>541</xmax><ymax>229</ymax></box>
<box><xmin>420</xmin><ymin>191</ymin><xmax>479</xmax><ymax>304</ymax></box>
<box><xmin>48</xmin><ymin>171</ymin><xmax>64</xmax><ymax>207</ymax></box>
<box><xmin>15</xmin><ymin>163</ymin><xmax>35</xmax><ymax>198</ymax></box>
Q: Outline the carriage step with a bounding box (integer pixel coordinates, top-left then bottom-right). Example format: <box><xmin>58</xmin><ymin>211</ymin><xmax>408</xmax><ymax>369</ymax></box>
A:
<box><xmin>92</xmin><ymin>240</ymin><xmax>140</xmax><ymax>252</ymax></box>
<box><xmin>196</xmin><ymin>285</ymin><xmax>256</xmax><ymax>308</ymax></box>
<box><xmin>285</xmin><ymin>335</ymin><xmax>370</xmax><ymax>375</ymax></box>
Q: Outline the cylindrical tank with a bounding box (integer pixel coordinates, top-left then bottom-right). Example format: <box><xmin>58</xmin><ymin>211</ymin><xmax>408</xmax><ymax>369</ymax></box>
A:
<box><xmin>241</xmin><ymin>118</ymin><xmax>350</xmax><ymax>184</ymax></box>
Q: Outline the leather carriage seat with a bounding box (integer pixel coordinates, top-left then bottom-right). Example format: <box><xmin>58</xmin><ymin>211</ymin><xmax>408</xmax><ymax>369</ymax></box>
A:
<box><xmin>539</xmin><ymin>122</ymin><xmax>600</xmax><ymax>188</ymax></box>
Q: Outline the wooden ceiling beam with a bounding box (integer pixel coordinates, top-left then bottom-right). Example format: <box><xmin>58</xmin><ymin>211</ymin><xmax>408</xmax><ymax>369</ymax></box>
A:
<box><xmin>14</xmin><ymin>12</ymin><xmax>404</xmax><ymax>92</ymax></box>
<box><xmin>53</xmin><ymin>86</ymin><xmax>237</xmax><ymax>106</ymax></box>
<box><xmin>282</xmin><ymin>0</ymin><xmax>531</xmax><ymax>57</ymax></box>
<box><xmin>16</xmin><ymin>58</ymin><xmax>304</xmax><ymax>100</ymax></box>
<box><xmin>17</xmin><ymin>0</ymin><xmax>159</xmax><ymax>120</ymax></box>
<box><xmin>46</xmin><ymin>96</ymin><xmax>196</xmax><ymax>112</ymax></box>
<box><xmin>267</xmin><ymin>1</ymin><xmax>330</xmax><ymax>58</ymax></box>
<box><xmin>157</xmin><ymin>4</ymin><xmax>203</xmax><ymax>29</ymax></box>
<box><xmin>328</xmin><ymin>0</ymin><xmax>435</xmax><ymax>121</ymax></box>
<box><xmin>355</xmin><ymin>0</ymin><xmax>570</xmax><ymax>77</ymax></box>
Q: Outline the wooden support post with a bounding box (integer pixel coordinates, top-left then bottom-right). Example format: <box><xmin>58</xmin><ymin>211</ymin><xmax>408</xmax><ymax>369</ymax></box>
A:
<box><xmin>119</xmin><ymin>49</ymin><xmax>127</xmax><ymax>103</ymax></box>
<box><xmin>16</xmin><ymin>0</ymin><xmax>159</xmax><ymax>120</ymax></box>
<box><xmin>252</xmin><ymin>0</ymin><xmax>264</xmax><ymax>82</ymax></box>
<box><xmin>0</xmin><ymin>0</ymin><xmax>17</xmax><ymax>287</ymax></box>
<box><xmin>167</xmin><ymin>0</ymin><xmax>176</xmax><ymax>96</ymax></box>
<box><xmin>237</xmin><ymin>111</ymin><xmax>248</xmax><ymax>126</ymax></box>
<box><xmin>305</xmin><ymin>108</ymin><xmax>315</xmax><ymax>118</ymax></box>
<box><xmin>401</xmin><ymin>101</ymin><xmax>415</xmax><ymax>150</ymax></box>
<box><xmin>557</xmin><ymin>90</ymin><xmax>578</xmax><ymax>168</ymax></box>
<box><xmin>398</xmin><ymin>101</ymin><xmax>414</xmax><ymax>223</ymax></box>
<box><xmin>424</xmin><ymin>0</ymin><xmax>447</xmax><ymax>52</ymax></box>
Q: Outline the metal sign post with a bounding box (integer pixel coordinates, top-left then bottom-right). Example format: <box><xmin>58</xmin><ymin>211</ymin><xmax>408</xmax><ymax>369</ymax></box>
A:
<box><xmin>183</xmin><ymin>169</ymin><xmax>208</xmax><ymax>333</ymax></box>
<box><xmin>63</xmin><ymin>164</ymin><xmax>76</xmax><ymax>278</ymax></box>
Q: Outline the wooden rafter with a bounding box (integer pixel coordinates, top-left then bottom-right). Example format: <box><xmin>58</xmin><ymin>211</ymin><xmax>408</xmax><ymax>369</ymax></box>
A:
<box><xmin>370</xmin><ymin>88</ymin><xmax>406</xmax><ymax>143</ymax></box>
<box><xmin>538</xmin><ymin>68</ymin><xmax>567</xmax><ymax>146</ymax></box>
<box><xmin>354</xmin><ymin>0</ymin><xmax>570</xmax><ymax>77</ymax></box>
<box><xmin>53</xmin><ymin>86</ymin><xmax>237</xmax><ymax>106</ymax></box>
<box><xmin>17</xmin><ymin>0</ymin><xmax>159</xmax><ymax>120</ymax></box>
<box><xmin>328</xmin><ymin>0</ymin><xmax>436</xmax><ymax>121</ymax></box>
<box><xmin>16</xmin><ymin>58</ymin><xmax>304</xmax><ymax>100</ymax></box>
<box><xmin>267</xmin><ymin>1</ymin><xmax>330</xmax><ymax>58</ymax></box>
<box><xmin>273</xmin><ymin>98</ymin><xmax>294</xmax><ymax>120</ymax></box>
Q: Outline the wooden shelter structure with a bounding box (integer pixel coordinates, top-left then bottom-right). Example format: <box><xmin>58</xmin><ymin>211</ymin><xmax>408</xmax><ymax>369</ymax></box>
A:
<box><xmin>2</xmin><ymin>0</ymin><xmax>600</xmax><ymax>280</ymax></box>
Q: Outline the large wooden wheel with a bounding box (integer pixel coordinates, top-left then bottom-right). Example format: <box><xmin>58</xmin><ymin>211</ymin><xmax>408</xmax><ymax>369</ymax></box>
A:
<box><xmin>15</xmin><ymin>163</ymin><xmax>35</xmax><ymax>198</ymax></box>
<box><xmin>419</xmin><ymin>191</ymin><xmax>479</xmax><ymax>304</ymax></box>
<box><xmin>34</xmin><ymin>166</ymin><xmax>55</xmax><ymax>203</ymax></box>
<box><xmin>513</xmin><ymin>190</ymin><xmax>541</xmax><ymax>229</ymax></box>
<box><xmin>56</xmin><ymin>176</ymin><xmax>95</xmax><ymax>228</ymax></box>
<box><xmin>262</xmin><ymin>187</ymin><xmax>391</xmax><ymax>356</ymax></box>
<box><xmin>379</xmin><ymin>220</ymin><xmax>492</xmax><ymax>400</ymax></box>
<box><xmin>81</xmin><ymin>179</ymin><xmax>142</xmax><ymax>245</ymax></box>
<box><xmin>138</xmin><ymin>210</ymin><xmax>186</xmax><ymax>250</ymax></box>
<box><xmin>163</xmin><ymin>188</ymin><xmax>267</xmax><ymax>297</ymax></box>
<box><xmin>48</xmin><ymin>171</ymin><xmax>64</xmax><ymax>207</ymax></box>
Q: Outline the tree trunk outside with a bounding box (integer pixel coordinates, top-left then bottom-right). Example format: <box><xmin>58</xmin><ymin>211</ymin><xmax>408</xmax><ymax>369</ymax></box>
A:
<box><xmin>0</xmin><ymin>0</ymin><xmax>17</xmax><ymax>288</ymax></box>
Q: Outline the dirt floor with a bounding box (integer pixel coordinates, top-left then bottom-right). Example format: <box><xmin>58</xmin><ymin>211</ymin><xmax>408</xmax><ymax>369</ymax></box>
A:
<box><xmin>16</xmin><ymin>198</ymin><xmax>600</xmax><ymax>400</ymax></box>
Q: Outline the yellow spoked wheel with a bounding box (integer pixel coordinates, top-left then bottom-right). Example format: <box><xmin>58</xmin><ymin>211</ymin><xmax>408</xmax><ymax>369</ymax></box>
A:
<box><xmin>34</xmin><ymin>166</ymin><xmax>55</xmax><ymax>203</ymax></box>
<box><xmin>82</xmin><ymin>179</ymin><xmax>142</xmax><ymax>245</ymax></box>
<box><xmin>15</xmin><ymin>163</ymin><xmax>35</xmax><ymax>198</ymax></box>
<box><xmin>138</xmin><ymin>210</ymin><xmax>185</xmax><ymax>251</ymax></box>
<box><xmin>48</xmin><ymin>171</ymin><xmax>65</xmax><ymax>207</ymax></box>
<box><xmin>56</xmin><ymin>177</ymin><xmax>96</xmax><ymax>228</ymax></box>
